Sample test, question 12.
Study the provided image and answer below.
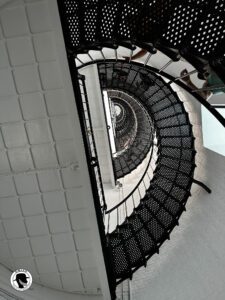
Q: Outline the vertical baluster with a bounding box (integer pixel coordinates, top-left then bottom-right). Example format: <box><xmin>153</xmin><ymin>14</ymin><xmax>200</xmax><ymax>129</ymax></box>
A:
<box><xmin>143</xmin><ymin>178</ymin><xmax>147</xmax><ymax>191</ymax></box>
<box><xmin>168</xmin><ymin>69</ymin><xmax>198</xmax><ymax>85</ymax></box>
<box><xmin>107</xmin><ymin>213</ymin><xmax>110</xmax><ymax>234</ymax></box>
<box><xmin>125</xmin><ymin>201</ymin><xmax>128</xmax><ymax>219</ymax></box>
<box><xmin>129</xmin><ymin>67</ymin><xmax>139</xmax><ymax>90</ymax></box>
<box><xmin>144</xmin><ymin>53</ymin><xmax>152</xmax><ymax>66</ymax></box>
<box><xmin>76</xmin><ymin>56</ymin><xmax>84</xmax><ymax>65</ymax></box>
<box><xmin>115</xmin><ymin>48</ymin><xmax>118</xmax><ymax>61</ymax></box>
<box><xmin>87</xmin><ymin>52</ymin><xmax>94</xmax><ymax>61</ymax></box>
<box><xmin>122</xmin><ymin>60</ymin><xmax>132</xmax><ymax>89</ymax></box>
<box><xmin>102</xmin><ymin>209</ymin><xmax>105</xmax><ymax>224</ymax></box>
<box><xmin>138</xmin><ymin>187</ymin><xmax>142</xmax><ymax>203</ymax></box>
<box><xmin>100</xmin><ymin>49</ymin><xmax>106</xmax><ymax>60</ymax></box>
<box><xmin>132</xmin><ymin>194</ymin><xmax>135</xmax><ymax>209</ymax></box>
<box><xmin>159</xmin><ymin>59</ymin><xmax>173</xmax><ymax>73</ymax></box>
<box><xmin>129</xmin><ymin>49</ymin><xmax>133</xmax><ymax>63</ymax></box>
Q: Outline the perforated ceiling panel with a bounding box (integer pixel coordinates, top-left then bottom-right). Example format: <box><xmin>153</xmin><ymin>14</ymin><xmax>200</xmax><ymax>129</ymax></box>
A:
<box><xmin>188</xmin><ymin>12</ymin><xmax>225</xmax><ymax>58</ymax></box>
<box><xmin>215</xmin><ymin>0</ymin><xmax>225</xmax><ymax>12</ymax></box>
<box><xmin>117</xmin><ymin>0</ymin><xmax>144</xmax><ymax>40</ymax></box>
<box><xmin>136</xmin><ymin>0</ymin><xmax>176</xmax><ymax>42</ymax></box>
<box><xmin>63</xmin><ymin>0</ymin><xmax>81</xmax><ymax>47</ymax></box>
<box><xmin>99</xmin><ymin>0</ymin><xmax>120</xmax><ymax>40</ymax></box>
<box><xmin>162</xmin><ymin>1</ymin><xmax>210</xmax><ymax>48</ymax></box>
<box><xmin>83</xmin><ymin>0</ymin><xmax>99</xmax><ymax>43</ymax></box>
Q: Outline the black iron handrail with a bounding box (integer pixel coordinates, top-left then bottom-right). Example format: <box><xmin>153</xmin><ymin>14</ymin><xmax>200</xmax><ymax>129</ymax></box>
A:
<box><xmin>78</xmin><ymin>74</ymin><xmax>107</xmax><ymax>212</ymax></box>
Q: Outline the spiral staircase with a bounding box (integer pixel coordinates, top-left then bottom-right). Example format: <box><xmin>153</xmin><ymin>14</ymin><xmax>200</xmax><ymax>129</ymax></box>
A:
<box><xmin>99</xmin><ymin>61</ymin><xmax>196</xmax><ymax>280</ymax></box>
<box><xmin>57</xmin><ymin>0</ymin><xmax>225</xmax><ymax>298</ymax></box>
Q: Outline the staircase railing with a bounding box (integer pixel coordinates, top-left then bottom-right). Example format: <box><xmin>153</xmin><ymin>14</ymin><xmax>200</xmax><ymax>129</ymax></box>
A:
<box><xmin>75</xmin><ymin>56</ymin><xmax>217</xmax><ymax>235</ymax></box>
<box><xmin>105</xmin><ymin>140</ymin><xmax>158</xmax><ymax>234</ymax></box>
<box><xmin>75</xmin><ymin>47</ymin><xmax>225</xmax><ymax>128</ymax></box>
<box><xmin>78</xmin><ymin>74</ymin><xmax>107</xmax><ymax>212</ymax></box>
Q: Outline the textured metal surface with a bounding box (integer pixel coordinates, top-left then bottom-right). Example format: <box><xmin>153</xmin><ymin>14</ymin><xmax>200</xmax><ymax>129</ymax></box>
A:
<box><xmin>59</xmin><ymin>0</ymin><xmax>225</xmax><ymax>81</ymax></box>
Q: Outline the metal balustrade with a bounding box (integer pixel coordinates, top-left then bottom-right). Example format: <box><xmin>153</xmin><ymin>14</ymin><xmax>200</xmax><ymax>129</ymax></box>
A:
<box><xmin>75</xmin><ymin>49</ymin><xmax>225</xmax><ymax>127</ymax></box>
<box><xmin>105</xmin><ymin>141</ymin><xmax>158</xmax><ymax>234</ymax></box>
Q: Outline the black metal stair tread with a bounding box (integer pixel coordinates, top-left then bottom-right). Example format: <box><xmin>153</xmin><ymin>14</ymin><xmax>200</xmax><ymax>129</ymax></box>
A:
<box><xmin>153</xmin><ymin>103</ymin><xmax>184</xmax><ymax>119</ymax></box>
<box><xmin>148</xmin><ymin>186</ymin><xmax>182</xmax><ymax>216</ymax></box>
<box><xmin>159</xmin><ymin>146</ymin><xmax>195</xmax><ymax>160</ymax></box>
<box><xmin>158</xmin><ymin>125</ymin><xmax>192</xmax><ymax>137</ymax></box>
<box><xmin>158</xmin><ymin>149</ymin><xmax>195</xmax><ymax>163</ymax></box>
<box><xmin>150</xmin><ymin>97</ymin><xmax>179</xmax><ymax>112</ymax></box>
<box><xmin>109</xmin><ymin>234</ymin><xmax>130</xmax><ymax>277</ymax></box>
<box><xmin>135</xmin><ymin>207</ymin><xmax>165</xmax><ymax>242</ymax></box>
<box><xmin>158</xmin><ymin>156</ymin><xmax>195</xmax><ymax>175</ymax></box>
<box><xmin>160</xmin><ymin>136</ymin><xmax>194</xmax><ymax>148</ymax></box>
<box><xmin>119</xmin><ymin>225</ymin><xmax>144</xmax><ymax>267</ymax></box>
<box><xmin>158</xmin><ymin>151</ymin><xmax>195</xmax><ymax>164</ymax></box>
<box><xmin>150</xmin><ymin>179</ymin><xmax>190</xmax><ymax>204</ymax></box>
<box><xmin>114</xmin><ymin>156</ymin><xmax>147</xmax><ymax>178</ymax></box>
<box><xmin>150</xmin><ymin>175</ymin><xmax>187</xmax><ymax>197</ymax></box>
<box><xmin>155</xmin><ymin>112</ymin><xmax>188</xmax><ymax>126</ymax></box>
<box><xmin>142</xmin><ymin>197</ymin><xmax>174</xmax><ymax>229</ymax></box>
<box><xmin>154</xmin><ymin>166</ymin><xmax>192</xmax><ymax>190</ymax></box>
<box><xmin>110</xmin><ymin>200</ymin><xmax>174</xmax><ymax>269</ymax></box>
<box><xmin>129</xmin><ymin>214</ymin><xmax>156</xmax><ymax>254</ymax></box>
<box><xmin>159</xmin><ymin>159</ymin><xmax>195</xmax><ymax>178</ymax></box>
<box><xmin>156</xmin><ymin>110</ymin><xmax>186</xmax><ymax>123</ymax></box>
<box><xmin>150</xmin><ymin>183</ymin><xmax>183</xmax><ymax>204</ymax></box>
<box><xmin>155</xmin><ymin>163</ymin><xmax>191</xmax><ymax>181</ymax></box>
<box><xmin>136</xmin><ymin>196</ymin><xmax>168</xmax><ymax>232</ymax></box>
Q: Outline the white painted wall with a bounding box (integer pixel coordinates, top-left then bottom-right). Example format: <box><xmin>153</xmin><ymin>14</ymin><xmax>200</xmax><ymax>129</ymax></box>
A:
<box><xmin>0</xmin><ymin>0</ymin><xmax>111</xmax><ymax>298</ymax></box>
